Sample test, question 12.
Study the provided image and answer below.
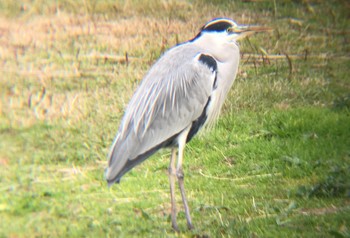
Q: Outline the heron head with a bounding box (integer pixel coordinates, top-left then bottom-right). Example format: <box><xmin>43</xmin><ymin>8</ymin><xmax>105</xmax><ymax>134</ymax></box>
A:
<box><xmin>197</xmin><ymin>18</ymin><xmax>273</xmax><ymax>43</ymax></box>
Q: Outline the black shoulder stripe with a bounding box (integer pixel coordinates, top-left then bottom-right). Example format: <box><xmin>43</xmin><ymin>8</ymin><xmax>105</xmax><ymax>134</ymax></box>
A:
<box><xmin>198</xmin><ymin>54</ymin><xmax>218</xmax><ymax>89</ymax></box>
<box><xmin>186</xmin><ymin>96</ymin><xmax>211</xmax><ymax>143</ymax></box>
<box><xmin>198</xmin><ymin>54</ymin><xmax>217</xmax><ymax>73</ymax></box>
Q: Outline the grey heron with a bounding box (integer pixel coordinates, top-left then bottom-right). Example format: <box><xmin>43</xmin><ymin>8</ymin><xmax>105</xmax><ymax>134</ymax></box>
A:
<box><xmin>105</xmin><ymin>18</ymin><xmax>271</xmax><ymax>231</ymax></box>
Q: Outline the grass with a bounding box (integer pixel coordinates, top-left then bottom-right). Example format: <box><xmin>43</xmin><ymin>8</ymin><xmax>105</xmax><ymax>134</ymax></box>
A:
<box><xmin>0</xmin><ymin>0</ymin><xmax>349</xmax><ymax>237</ymax></box>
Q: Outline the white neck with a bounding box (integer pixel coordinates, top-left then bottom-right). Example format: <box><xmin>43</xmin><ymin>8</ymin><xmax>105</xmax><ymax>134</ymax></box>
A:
<box><xmin>191</xmin><ymin>31</ymin><xmax>241</xmax><ymax>127</ymax></box>
<box><xmin>192</xmin><ymin>31</ymin><xmax>240</xmax><ymax>62</ymax></box>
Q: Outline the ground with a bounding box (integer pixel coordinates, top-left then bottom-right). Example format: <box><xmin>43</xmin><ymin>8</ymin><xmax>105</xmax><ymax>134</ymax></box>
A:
<box><xmin>0</xmin><ymin>0</ymin><xmax>349</xmax><ymax>237</ymax></box>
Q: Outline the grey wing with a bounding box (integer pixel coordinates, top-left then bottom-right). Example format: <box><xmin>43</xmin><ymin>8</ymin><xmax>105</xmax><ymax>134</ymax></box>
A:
<box><xmin>105</xmin><ymin>51</ymin><xmax>218</xmax><ymax>185</ymax></box>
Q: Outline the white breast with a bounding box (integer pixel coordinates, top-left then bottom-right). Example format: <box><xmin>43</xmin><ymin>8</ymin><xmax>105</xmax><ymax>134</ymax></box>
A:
<box><xmin>205</xmin><ymin>43</ymin><xmax>240</xmax><ymax>127</ymax></box>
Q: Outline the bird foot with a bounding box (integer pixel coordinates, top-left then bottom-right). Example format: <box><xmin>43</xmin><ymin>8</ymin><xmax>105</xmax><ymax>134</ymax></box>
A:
<box><xmin>187</xmin><ymin>222</ymin><xmax>194</xmax><ymax>230</ymax></box>
<box><xmin>172</xmin><ymin>223</ymin><xmax>180</xmax><ymax>232</ymax></box>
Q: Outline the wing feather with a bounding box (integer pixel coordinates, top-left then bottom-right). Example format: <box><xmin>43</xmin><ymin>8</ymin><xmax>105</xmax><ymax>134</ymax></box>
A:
<box><xmin>105</xmin><ymin>45</ymin><xmax>217</xmax><ymax>184</ymax></box>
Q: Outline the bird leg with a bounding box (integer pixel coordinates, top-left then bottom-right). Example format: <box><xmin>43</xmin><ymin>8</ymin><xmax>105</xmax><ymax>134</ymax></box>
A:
<box><xmin>176</xmin><ymin>136</ymin><xmax>194</xmax><ymax>230</ymax></box>
<box><xmin>168</xmin><ymin>148</ymin><xmax>179</xmax><ymax>231</ymax></box>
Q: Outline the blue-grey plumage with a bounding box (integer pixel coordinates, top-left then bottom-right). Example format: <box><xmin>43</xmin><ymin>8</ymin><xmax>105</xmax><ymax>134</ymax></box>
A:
<box><xmin>105</xmin><ymin>18</ymin><xmax>272</xmax><ymax>230</ymax></box>
<box><xmin>106</xmin><ymin>44</ymin><xmax>217</xmax><ymax>184</ymax></box>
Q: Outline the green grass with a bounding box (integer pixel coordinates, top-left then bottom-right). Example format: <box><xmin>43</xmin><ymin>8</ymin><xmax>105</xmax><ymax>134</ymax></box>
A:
<box><xmin>1</xmin><ymin>0</ymin><xmax>349</xmax><ymax>237</ymax></box>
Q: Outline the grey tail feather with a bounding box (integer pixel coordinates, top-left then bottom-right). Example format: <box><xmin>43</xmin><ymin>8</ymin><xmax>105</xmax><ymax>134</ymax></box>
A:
<box><xmin>105</xmin><ymin>167</ymin><xmax>121</xmax><ymax>187</ymax></box>
<box><xmin>107</xmin><ymin>178</ymin><xmax>120</xmax><ymax>187</ymax></box>
<box><xmin>105</xmin><ymin>132</ymin><xmax>180</xmax><ymax>187</ymax></box>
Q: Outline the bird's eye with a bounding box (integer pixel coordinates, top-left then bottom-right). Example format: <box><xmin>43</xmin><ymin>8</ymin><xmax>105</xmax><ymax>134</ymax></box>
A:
<box><xmin>226</xmin><ymin>27</ymin><xmax>233</xmax><ymax>33</ymax></box>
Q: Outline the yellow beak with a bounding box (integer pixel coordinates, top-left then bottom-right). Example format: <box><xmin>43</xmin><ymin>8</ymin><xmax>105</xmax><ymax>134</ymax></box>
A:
<box><xmin>232</xmin><ymin>25</ymin><xmax>273</xmax><ymax>40</ymax></box>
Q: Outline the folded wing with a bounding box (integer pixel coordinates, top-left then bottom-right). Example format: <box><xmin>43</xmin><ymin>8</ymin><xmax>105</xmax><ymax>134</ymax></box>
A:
<box><xmin>105</xmin><ymin>46</ymin><xmax>218</xmax><ymax>185</ymax></box>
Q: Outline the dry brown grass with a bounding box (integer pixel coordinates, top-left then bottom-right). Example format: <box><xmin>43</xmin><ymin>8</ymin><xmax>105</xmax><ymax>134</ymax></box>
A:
<box><xmin>0</xmin><ymin>8</ymin><xmax>274</xmax><ymax>128</ymax></box>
